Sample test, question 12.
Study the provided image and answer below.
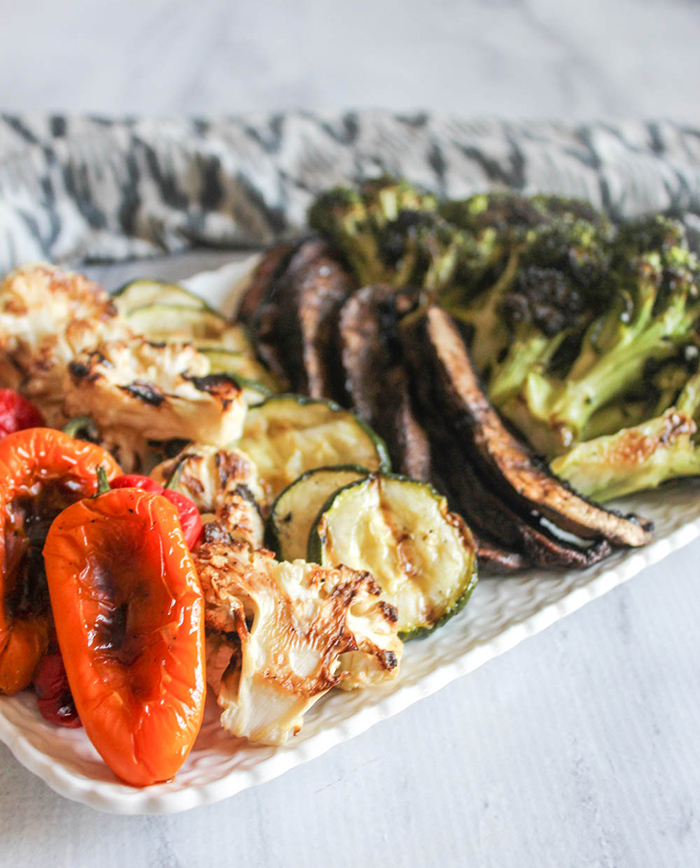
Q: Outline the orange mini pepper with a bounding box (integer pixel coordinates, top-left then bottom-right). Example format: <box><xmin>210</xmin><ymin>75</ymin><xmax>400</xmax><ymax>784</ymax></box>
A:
<box><xmin>43</xmin><ymin>485</ymin><xmax>206</xmax><ymax>787</ymax></box>
<box><xmin>0</xmin><ymin>428</ymin><xmax>121</xmax><ymax>695</ymax></box>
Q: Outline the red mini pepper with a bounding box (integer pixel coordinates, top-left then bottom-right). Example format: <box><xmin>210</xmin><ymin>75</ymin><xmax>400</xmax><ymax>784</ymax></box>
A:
<box><xmin>0</xmin><ymin>428</ymin><xmax>121</xmax><ymax>695</ymax></box>
<box><xmin>110</xmin><ymin>474</ymin><xmax>203</xmax><ymax>549</ymax></box>
<box><xmin>33</xmin><ymin>652</ymin><xmax>81</xmax><ymax>728</ymax></box>
<box><xmin>43</xmin><ymin>484</ymin><xmax>206</xmax><ymax>786</ymax></box>
<box><xmin>0</xmin><ymin>390</ymin><xmax>44</xmax><ymax>438</ymax></box>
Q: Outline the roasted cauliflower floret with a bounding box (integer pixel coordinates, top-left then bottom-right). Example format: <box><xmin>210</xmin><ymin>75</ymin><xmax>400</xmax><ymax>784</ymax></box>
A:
<box><xmin>0</xmin><ymin>264</ymin><xmax>132</xmax><ymax>424</ymax></box>
<box><xmin>194</xmin><ymin>540</ymin><xmax>403</xmax><ymax>745</ymax></box>
<box><xmin>63</xmin><ymin>341</ymin><xmax>246</xmax><ymax>471</ymax></box>
<box><xmin>151</xmin><ymin>444</ymin><xmax>264</xmax><ymax>546</ymax></box>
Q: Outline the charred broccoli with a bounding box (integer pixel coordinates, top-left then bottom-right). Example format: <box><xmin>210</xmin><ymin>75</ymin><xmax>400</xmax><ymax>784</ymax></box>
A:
<box><xmin>551</xmin><ymin>367</ymin><xmax>700</xmax><ymax>501</ymax></box>
<box><xmin>504</xmin><ymin>216</ymin><xmax>700</xmax><ymax>454</ymax></box>
<box><xmin>446</xmin><ymin>209</ymin><xmax>613</xmax><ymax>394</ymax></box>
<box><xmin>308</xmin><ymin>177</ymin><xmax>463</xmax><ymax>289</ymax></box>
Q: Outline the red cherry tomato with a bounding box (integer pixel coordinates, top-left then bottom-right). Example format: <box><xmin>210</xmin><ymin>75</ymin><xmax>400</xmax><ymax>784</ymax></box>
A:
<box><xmin>0</xmin><ymin>390</ymin><xmax>44</xmax><ymax>438</ymax></box>
<box><xmin>33</xmin><ymin>653</ymin><xmax>82</xmax><ymax>728</ymax></box>
<box><xmin>109</xmin><ymin>475</ymin><xmax>203</xmax><ymax>549</ymax></box>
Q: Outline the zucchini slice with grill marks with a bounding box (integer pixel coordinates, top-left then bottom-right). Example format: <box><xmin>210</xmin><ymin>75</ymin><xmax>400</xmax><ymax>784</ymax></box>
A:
<box><xmin>125</xmin><ymin>304</ymin><xmax>253</xmax><ymax>353</ymax></box>
<box><xmin>113</xmin><ymin>279</ymin><xmax>212</xmax><ymax>315</ymax></box>
<box><xmin>230</xmin><ymin>376</ymin><xmax>271</xmax><ymax>407</ymax></box>
<box><xmin>201</xmin><ymin>348</ymin><xmax>282</xmax><ymax>393</ymax></box>
<box><xmin>308</xmin><ymin>473</ymin><xmax>477</xmax><ymax>639</ymax></box>
<box><xmin>237</xmin><ymin>395</ymin><xmax>391</xmax><ymax>506</ymax></box>
<box><xmin>267</xmin><ymin>465</ymin><xmax>369</xmax><ymax>560</ymax></box>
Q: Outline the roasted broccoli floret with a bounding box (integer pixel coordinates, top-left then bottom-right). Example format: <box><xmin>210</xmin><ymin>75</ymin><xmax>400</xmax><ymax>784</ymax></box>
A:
<box><xmin>308</xmin><ymin>177</ymin><xmax>460</xmax><ymax>288</ymax></box>
<box><xmin>307</xmin><ymin>187</ymin><xmax>384</xmax><ymax>285</ymax></box>
<box><xmin>445</xmin><ymin>210</ymin><xmax>613</xmax><ymax>394</ymax></box>
<box><xmin>551</xmin><ymin>365</ymin><xmax>700</xmax><ymax>501</ymax></box>
<box><xmin>504</xmin><ymin>216</ymin><xmax>700</xmax><ymax>454</ymax></box>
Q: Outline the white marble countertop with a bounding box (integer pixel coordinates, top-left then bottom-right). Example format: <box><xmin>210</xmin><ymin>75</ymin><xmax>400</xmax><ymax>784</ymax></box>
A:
<box><xmin>0</xmin><ymin>2</ymin><xmax>699</xmax><ymax>866</ymax></box>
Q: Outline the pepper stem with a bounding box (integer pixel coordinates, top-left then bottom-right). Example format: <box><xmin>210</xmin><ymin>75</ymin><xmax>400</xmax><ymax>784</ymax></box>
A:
<box><xmin>63</xmin><ymin>416</ymin><xmax>99</xmax><ymax>441</ymax></box>
<box><xmin>95</xmin><ymin>465</ymin><xmax>111</xmax><ymax>496</ymax></box>
<box><xmin>164</xmin><ymin>459</ymin><xmax>185</xmax><ymax>490</ymax></box>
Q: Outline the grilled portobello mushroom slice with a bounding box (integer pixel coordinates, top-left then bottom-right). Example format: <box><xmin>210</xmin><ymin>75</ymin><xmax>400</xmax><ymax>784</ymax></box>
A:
<box><xmin>422</xmin><ymin>402</ymin><xmax>613</xmax><ymax>570</ymax></box>
<box><xmin>338</xmin><ymin>285</ymin><xmax>431</xmax><ymax>480</ymax></box>
<box><xmin>403</xmin><ymin>306</ymin><xmax>652</xmax><ymax>549</ymax></box>
<box><xmin>236</xmin><ymin>243</ymin><xmax>294</xmax><ymax>325</ymax></box>
<box><xmin>472</xmin><ymin>535</ymin><xmax>530</xmax><ymax>574</ymax></box>
<box><xmin>251</xmin><ymin>238</ymin><xmax>355</xmax><ymax>399</ymax></box>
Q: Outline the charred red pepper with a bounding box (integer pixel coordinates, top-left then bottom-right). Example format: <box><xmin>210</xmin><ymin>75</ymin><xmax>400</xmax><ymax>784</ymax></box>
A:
<box><xmin>0</xmin><ymin>390</ymin><xmax>44</xmax><ymax>438</ymax></box>
<box><xmin>43</xmin><ymin>484</ymin><xmax>206</xmax><ymax>787</ymax></box>
<box><xmin>33</xmin><ymin>652</ymin><xmax>81</xmax><ymax>728</ymax></box>
<box><xmin>110</xmin><ymin>474</ymin><xmax>203</xmax><ymax>549</ymax></box>
<box><xmin>0</xmin><ymin>428</ymin><xmax>121</xmax><ymax>695</ymax></box>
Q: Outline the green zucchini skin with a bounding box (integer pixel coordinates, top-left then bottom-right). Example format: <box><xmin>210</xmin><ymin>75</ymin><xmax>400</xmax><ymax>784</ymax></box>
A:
<box><xmin>113</xmin><ymin>279</ymin><xmax>214</xmax><ymax>314</ymax></box>
<box><xmin>201</xmin><ymin>348</ymin><xmax>283</xmax><ymax>394</ymax></box>
<box><xmin>122</xmin><ymin>303</ymin><xmax>254</xmax><ymax>354</ymax></box>
<box><xmin>238</xmin><ymin>394</ymin><xmax>392</xmax><ymax>505</ymax></box>
<box><xmin>308</xmin><ymin>472</ymin><xmax>478</xmax><ymax>640</ymax></box>
<box><xmin>266</xmin><ymin>464</ymin><xmax>370</xmax><ymax>560</ymax></box>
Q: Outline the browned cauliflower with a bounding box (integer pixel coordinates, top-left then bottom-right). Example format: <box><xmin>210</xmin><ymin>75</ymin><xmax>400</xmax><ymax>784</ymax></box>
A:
<box><xmin>0</xmin><ymin>264</ymin><xmax>132</xmax><ymax>424</ymax></box>
<box><xmin>194</xmin><ymin>540</ymin><xmax>403</xmax><ymax>745</ymax></box>
<box><xmin>151</xmin><ymin>444</ymin><xmax>264</xmax><ymax>547</ymax></box>
<box><xmin>63</xmin><ymin>340</ymin><xmax>247</xmax><ymax>471</ymax></box>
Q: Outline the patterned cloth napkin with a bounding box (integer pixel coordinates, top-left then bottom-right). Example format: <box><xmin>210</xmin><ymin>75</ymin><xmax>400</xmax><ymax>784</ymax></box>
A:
<box><xmin>0</xmin><ymin>112</ymin><xmax>699</xmax><ymax>272</ymax></box>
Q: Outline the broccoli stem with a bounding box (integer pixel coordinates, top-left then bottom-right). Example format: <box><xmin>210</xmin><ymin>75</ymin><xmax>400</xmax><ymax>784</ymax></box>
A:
<box><xmin>447</xmin><ymin>249</ymin><xmax>520</xmax><ymax>373</ymax></box>
<box><xmin>550</xmin><ymin>409</ymin><xmax>700</xmax><ymax>501</ymax></box>
<box><xmin>520</xmin><ymin>294</ymin><xmax>695</xmax><ymax>451</ymax></box>
<box><xmin>489</xmin><ymin>326</ymin><xmax>566</xmax><ymax>407</ymax></box>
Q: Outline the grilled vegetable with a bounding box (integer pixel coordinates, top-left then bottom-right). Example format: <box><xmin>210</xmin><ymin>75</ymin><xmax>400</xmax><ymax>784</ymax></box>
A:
<box><xmin>125</xmin><ymin>304</ymin><xmax>253</xmax><ymax>353</ymax></box>
<box><xmin>0</xmin><ymin>390</ymin><xmax>44</xmax><ymax>437</ymax></box>
<box><xmin>236</xmin><ymin>244</ymin><xmax>294</xmax><ymax>325</ymax></box>
<box><xmin>200</xmin><ymin>348</ymin><xmax>282</xmax><ymax>393</ymax></box>
<box><xmin>338</xmin><ymin>284</ymin><xmax>431</xmax><ymax>480</ymax></box>
<box><xmin>0</xmin><ymin>429</ymin><xmax>121</xmax><ymax>694</ymax></box>
<box><xmin>250</xmin><ymin>238</ymin><xmax>355</xmax><ymax>399</ymax></box>
<box><xmin>504</xmin><ymin>216</ymin><xmax>700</xmax><ymax>454</ymax></box>
<box><xmin>309</xmin><ymin>473</ymin><xmax>477</xmax><ymax>638</ymax></box>
<box><xmin>237</xmin><ymin>395</ymin><xmax>391</xmax><ymax>506</ymax></box>
<box><xmin>551</xmin><ymin>409</ymin><xmax>700</xmax><ymax>501</ymax></box>
<box><xmin>33</xmin><ymin>652</ymin><xmax>81</xmax><ymax>728</ymax></box>
<box><xmin>423</xmin><ymin>416</ymin><xmax>613</xmax><ymax>569</ymax></box>
<box><xmin>112</xmin><ymin>279</ymin><xmax>212</xmax><ymax>315</ymax></box>
<box><xmin>64</xmin><ymin>340</ymin><xmax>246</xmax><ymax>470</ymax></box>
<box><xmin>44</xmin><ymin>483</ymin><xmax>206</xmax><ymax>787</ymax></box>
<box><xmin>150</xmin><ymin>444</ymin><xmax>265</xmax><ymax>548</ymax></box>
<box><xmin>110</xmin><ymin>473</ymin><xmax>203</xmax><ymax>549</ymax></box>
<box><xmin>0</xmin><ymin>264</ymin><xmax>133</xmax><ymax>426</ymax></box>
<box><xmin>308</xmin><ymin>177</ymin><xmax>468</xmax><ymax>291</ymax></box>
<box><xmin>195</xmin><ymin>539</ymin><xmax>402</xmax><ymax>745</ymax></box>
<box><xmin>267</xmin><ymin>465</ymin><xmax>369</xmax><ymax>560</ymax></box>
<box><xmin>401</xmin><ymin>305</ymin><xmax>652</xmax><ymax>549</ymax></box>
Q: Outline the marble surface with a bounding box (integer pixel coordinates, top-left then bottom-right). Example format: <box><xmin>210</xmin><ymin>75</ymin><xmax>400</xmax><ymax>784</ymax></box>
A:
<box><xmin>0</xmin><ymin>1</ymin><xmax>699</xmax><ymax>865</ymax></box>
<box><xmin>0</xmin><ymin>0</ymin><xmax>698</xmax><ymax>122</ymax></box>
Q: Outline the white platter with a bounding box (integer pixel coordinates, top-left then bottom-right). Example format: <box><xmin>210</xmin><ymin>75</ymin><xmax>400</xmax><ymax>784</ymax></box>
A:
<box><xmin>0</xmin><ymin>257</ymin><xmax>698</xmax><ymax>815</ymax></box>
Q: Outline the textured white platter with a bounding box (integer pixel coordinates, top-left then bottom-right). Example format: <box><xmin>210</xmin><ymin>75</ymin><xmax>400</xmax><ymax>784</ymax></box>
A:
<box><xmin>0</xmin><ymin>257</ymin><xmax>698</xmax><ymax>815</ymax></box>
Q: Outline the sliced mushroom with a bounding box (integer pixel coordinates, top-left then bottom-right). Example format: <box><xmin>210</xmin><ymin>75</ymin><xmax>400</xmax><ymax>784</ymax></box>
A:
<box><xmin>251</xmin><ymin>237</ymin><xmax>356</xmax><ymax>399</ymax></box>
<box><xmin>236</xmin><ymin>243</ymin><xmax>294</xmax><ymax>325</ymax></box>
<box><xmin>402</xmin><ymin>306</ymin><xmax>652</xmax><ymax>549</ymax></box>
<box><xmin>338</xmin><ymin>285</ymin><xmax>431</xmax><ymax>480</ymax></box>
<box><xmin>423</xmin><ymin>401</ymin><xmax>613</xmax><ymax>570</ymax></box>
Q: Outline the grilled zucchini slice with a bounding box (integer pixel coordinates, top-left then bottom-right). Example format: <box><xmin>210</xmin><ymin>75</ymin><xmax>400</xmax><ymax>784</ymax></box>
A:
<box><xmin>308</xmin><ymin>474</ymin><xmax>477</xmax><ymax>639</ymax></box>
<box><xmin>125</xmin><ymin>304</ymin><xmax>253</xmax><ymax>353</ymax></box>
<box><xmin>237</xmin><ymin>395</ymin><xmax>390</xmax><ymax>506</ymax></box>
<box><xmin>267</xmin><ymin>465</ymin><xmax>369</xmax><ymax>560</ymax></box>
<box><xmin>113</xmin><ymin>279</ymin><xmax>211</xmax><ymax>314</ymax></box>
<box><xmin>201</xmin><ymin>348</ymin><xmax>282</xmax><ymax>393</ymax></box>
